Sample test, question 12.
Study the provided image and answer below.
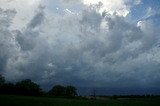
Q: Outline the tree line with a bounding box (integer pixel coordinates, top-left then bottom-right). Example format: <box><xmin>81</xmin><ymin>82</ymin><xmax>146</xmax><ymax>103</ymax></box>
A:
<box><xmin>0</xmin><ymin>75</ymin><xmax>77</xmax><ymax>97</ymax></box>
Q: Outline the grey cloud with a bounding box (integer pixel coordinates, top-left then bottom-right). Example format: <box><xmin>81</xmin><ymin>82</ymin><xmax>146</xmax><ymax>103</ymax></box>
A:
<box><xmin>27</xmin><ymin>5</ymin><xmax>45</xmax><ymax>29</ymax></box>
<box><xmin>60</xmin><ymin>0</ymin><xmax>81</xmax><ymax>3</ymax></box>
<box><xmin>16</xmin><ymin>6</ymin><xmax>45</xmax><ymax>51</ymax></box>
<box><xmin>0</xmin><ymin>8</ymin><xmax>17</xmax><ymax>73</ymax></box>
<box><xmin>0</xmin><ymin>8</ymin><xmax>16</xmax><ymax>29</ymax></box>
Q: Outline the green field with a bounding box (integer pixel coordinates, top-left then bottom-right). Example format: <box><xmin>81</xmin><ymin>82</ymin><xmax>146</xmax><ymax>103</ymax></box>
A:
<box><xmin>0</xmin><ymin>95</ymin><xmax>160</xmax><ymax>106</ymax></box>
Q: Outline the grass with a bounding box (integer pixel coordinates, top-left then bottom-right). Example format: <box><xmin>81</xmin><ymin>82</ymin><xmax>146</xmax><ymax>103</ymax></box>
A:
<box><xmin>0</xmin><ymin>95</ymin><xmax>160</xmax><ymax>106</ymax></box>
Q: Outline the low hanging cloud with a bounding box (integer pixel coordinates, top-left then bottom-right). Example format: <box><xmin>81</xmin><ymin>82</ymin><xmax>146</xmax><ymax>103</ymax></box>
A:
<box><xmin>0</xmin><ymin>0</ymin><xmax>160</xmax><ymax>92</ymax></box>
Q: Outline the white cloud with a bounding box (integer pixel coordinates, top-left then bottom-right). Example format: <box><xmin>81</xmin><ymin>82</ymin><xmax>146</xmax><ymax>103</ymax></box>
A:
<box><xmin>82</xmin><ymin>0</ymin><xmax>141</xmax><ymax>17</ymax></box>
<box><xmin>0</xmin><ymin>0</ymin><xmax>43</xmax><ymax>29</ymax></box>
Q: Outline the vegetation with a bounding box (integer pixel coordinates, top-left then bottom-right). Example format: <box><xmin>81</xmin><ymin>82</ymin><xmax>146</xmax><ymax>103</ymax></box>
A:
<box><xmin>0</xmin><ymin>75</ymin><xmax>5</xmax><ymax>85</ymax></box>
<box><xmin>1</xmin><ymin>74</ymin><xmax>160</xmax><ymax>106</ymax></box>
<box><xmin>0</xmin><ymin>74</ymin><xmax>77</xmax><ymax>97</ymax></box>
<box><xmin>15</xmin><ymin>79</ymin><xmax>42</xmax><ymax>96</ymax></box>
<box><xmin>65</xmin><ymin>86</ymin><xmax>77</xmax><ymax>97</ymax></box>
<box><xmin>49</xmin><ymin>85</ymin><xmax>66</xmax><ymax>96</ymax></box>
<box><xmin>0</xmin><ymin>76</ymin><xmax>43</xmax><ymax>96</ymax></box>
<box><xmin>48</xmin><ymin>85</ymin><xmax>77</xmax><ymax>97</ymax></box>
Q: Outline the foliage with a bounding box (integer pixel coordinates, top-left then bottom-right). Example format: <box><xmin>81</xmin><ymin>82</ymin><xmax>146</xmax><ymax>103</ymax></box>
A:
<box><xmin>0</xmin><ymin>74</ymin><xmax>78</xmax><ymax>97</ymax></box>
<box><xmin>0</xmin><ymin>83</ymin><xmax>15</xmax><ymax>95</ymax></box>
<box><xmin>0</xmin><ymin>74</ymin><xmax>43</xmax><ymax>96</ymax></box>
<box><xmin>65</xmin><ymin>86</ymin><xmax>77</xmax><ymax>97</ymax></box>
<box><xmin>0</xmin><ymin>75</ymin><xmax>5</xmax><ymax>85</ymax></box>
<box><xmin>49</xmin><ymin>85</ymin><xmax>66</xmax><ymax>96</ymax></box>
<box><xmin>48</xmin><ymin>85</ymin><xmax>77</xmax><ymax>97</ymax></box>
<box><xmin>15</xmin><ymin>79</ymin><xmax>42</xmax><ymax>96</ymax></box>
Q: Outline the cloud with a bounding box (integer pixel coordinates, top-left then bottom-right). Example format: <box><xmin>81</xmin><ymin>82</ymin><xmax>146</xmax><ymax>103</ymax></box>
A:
<box><xmin>0</xmin><ymin>0</ymin><xmax>160</xmax><ymax>93</ymax></box>
<box><xmin>0</xmin><ymin>0</ymin><xmax>43</xmax><ymax>29</ymax></box>
<box><xmin>60</xmin><ymin>0</ymin><xmax>81</xmax><ymax>3</ymax></box>
<box><xmin>0</xmin><ymin>8</ymin><xmax>19</xmax><ymax>76</ymax></box>
<box><xmin>82</xmin><ymin>0</ymin><xmax>142</xmax><ymax>16</ymax></box>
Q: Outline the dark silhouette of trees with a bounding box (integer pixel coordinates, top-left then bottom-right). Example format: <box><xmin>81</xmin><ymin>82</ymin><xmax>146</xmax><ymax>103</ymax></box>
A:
<box><xmin>15</xmin><ymin>79</ymin><xmax>42</xmax><ymax>96</ymax></box>
<box><xmin>0</xmin><ymin>83</ymin><xmax>15</xmax><ymax>95</ymax></box>
<box><xmin>0</xmin><ymin>76</ymin><xmax>43</xmax><ymax>96</ymax></box>
<box><xmin>0</xmin><ymin>75</ymin><xmax>15</xmax><ymax>95</ymax></box>
<box><xmin>0</xmin><ymin>75</ymin><xmax>6</xmax><ymax>94</ymax></box>
<box><xmin>65</xmin><ymin>86</ymin><xmax>77</xmax><ymax>97</ymax></box>
<box><xmin>48</xmin><ymin>85</ymin><xmax>77</xmax><ymax>97</ymax></box>
<box><xmin>0</xmin><ymin>75</ymin><xmax>78</xmax><ymax>97</ymax></box>
<box><xmin>1</xmin><ymin>74</ymin><xmax>160</xmax><ymax>99</ymax></box>
<box><xmin>0</xmin><ymin>74</ymin><xmax>5</xmax><ymax>85</ymax></box>
<box><xmin>49</xmin><ymin>85</ymin><xmax>65</xmax><ymax>96</ymax></box>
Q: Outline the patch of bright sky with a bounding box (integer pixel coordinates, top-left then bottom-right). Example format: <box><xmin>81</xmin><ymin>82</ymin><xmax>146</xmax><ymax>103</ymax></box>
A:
<box><xmin>128</xmin><ymin>0</ymin><xmax>160</xmax><ymax>23</ymax></box>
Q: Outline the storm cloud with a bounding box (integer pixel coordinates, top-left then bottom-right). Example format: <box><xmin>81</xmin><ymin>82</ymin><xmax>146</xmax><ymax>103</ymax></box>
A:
<box><xmin>0</xmin><ymin>0</ymin><xmax>160</xmax><ymax>94</ymax></box>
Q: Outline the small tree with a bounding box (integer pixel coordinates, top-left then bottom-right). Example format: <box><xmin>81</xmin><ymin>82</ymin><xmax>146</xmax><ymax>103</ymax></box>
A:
<box><xmin>48</xmin><ymin>85</ymin><xmax>65</xmax><ymax>96</ymax></box>
<box><xmin>49</xmin><ymin>85</ymin><xmax>78</xmax><ymax>97</ymax></box>
<box><xmin>65</xmin><ymin>86</ymin><xmax>77</xmax><ymax>97</ymax></box>
<box><xmin>0</xmin><ymin>74</ymin><xmax>5</xmax><ymax>85</ymax></box>
<box><xmin>0</xmin><ymin>74</ymin><xmax>5</xmax><ymax>94</ymax></box>
<box><xmin>15</xmin><ymin>79</ymin><xmax>42</xmax><ymax>96</ymax></box>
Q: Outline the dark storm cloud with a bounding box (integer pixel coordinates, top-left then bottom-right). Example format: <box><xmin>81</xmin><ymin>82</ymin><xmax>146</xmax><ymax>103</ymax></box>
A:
<box><xmin>0</xmin><ymin>1</ymin><xmax>160</xmax><ymax>93</ymax></box>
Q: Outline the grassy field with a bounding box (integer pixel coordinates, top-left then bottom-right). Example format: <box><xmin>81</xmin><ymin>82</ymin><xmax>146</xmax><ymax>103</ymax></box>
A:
<box><xmin>0</xmin><ymin>95</ymin><xmax>160</xmax><ymax>106</ymax></box>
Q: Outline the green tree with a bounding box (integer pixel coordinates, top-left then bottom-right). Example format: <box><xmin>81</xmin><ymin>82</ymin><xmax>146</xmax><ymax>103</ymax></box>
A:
<box><xmin>0</xmin><ymin>74</ymin><xmax>5</xmax><ymax>85</ymax></box>
<box><xmin>15</xmin><ymin>79</ymin><xmax>42</xmax><ymax>96</ymax></box>
<box><xmin>65</xmin><ymin>86</ymin><xmax>77</xmax><ymax>97</ymax></box>
<box><xmin>0</xmin><ymin>74</ymin><xmax>5</xmax><ymax>94</ymax></box>
<box><xmin>49</xmin><ymin>85</ymin><xmax>65</xmax><ymax>96</ymax></box>
<box><xmin>49</xmin><ymin>85</ymin><xmax>78</xmax><ymax>97</ymax></box>
<box><xmin>1</xmin><ymin>83</ymin><xmax>15</xmax><ymax>94</ymax></box>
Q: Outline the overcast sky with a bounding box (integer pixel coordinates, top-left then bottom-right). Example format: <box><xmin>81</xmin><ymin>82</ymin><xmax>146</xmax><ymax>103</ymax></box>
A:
<box><xmin>0</xmin><ymin>0</ymin><xmax>160</xmax><ymax>95</ymax></box>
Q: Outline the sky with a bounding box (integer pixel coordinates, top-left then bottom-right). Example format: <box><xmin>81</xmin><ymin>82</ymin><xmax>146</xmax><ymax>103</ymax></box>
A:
<box><xmin>0</xmin><ymin>0</ymin><xmax>160</xmax><ymax>95</ymax></box>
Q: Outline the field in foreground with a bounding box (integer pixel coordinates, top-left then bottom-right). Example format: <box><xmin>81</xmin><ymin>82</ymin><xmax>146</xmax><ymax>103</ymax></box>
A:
<box><xmin>0</xmin><ymin>95</ymin><xmax>160</xmax><ymax>106</ymax></box>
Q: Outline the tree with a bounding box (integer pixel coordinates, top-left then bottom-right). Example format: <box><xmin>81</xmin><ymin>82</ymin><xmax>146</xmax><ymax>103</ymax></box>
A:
<box><xmin>48</xmin><ymin>85</ymin><xmax>65</xmax><ymax>96</ymax></box>
<box><xmin>48</xmin><ymin>85</ymin><xmax>78</xmax><ymax>97</ymax></box>
<box><xmin>0</xmin><ymin>74</ymin><xmax>5</xmax><ymax>85</ymax></box>
<box><xmin>0</xmin><ymin>74</ymin><xmax>5</xmax><ymax>94</ymax></box>
<box><xmin>15</xmin><ymin>79</ymin><xmax>42</xmax><ymax>96</ymax></box>
<box><xmin>0</xmin><ymin>83</ymin><xmax>15</xmax><ymax>95</ymax></box>
<box><xmin>65</xmin><ymin>86</ymin><xmax>77</xmax><ymax>97</ymax></box>
<box><xmin>0</xmin><ymin>75</ymin><xmax>15</xmax><ymax>95</ymax></box>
